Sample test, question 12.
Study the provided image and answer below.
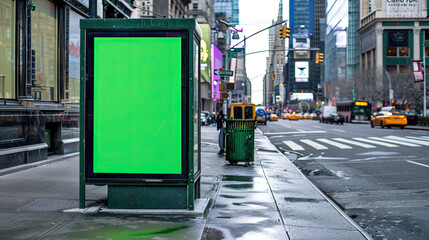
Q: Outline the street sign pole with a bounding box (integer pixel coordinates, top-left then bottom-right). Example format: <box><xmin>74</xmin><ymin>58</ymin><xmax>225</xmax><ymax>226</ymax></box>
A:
<box><xmin>224</xmin><ymin>27</ymin><xmax>230</xmax><ymax>116</ymax></box>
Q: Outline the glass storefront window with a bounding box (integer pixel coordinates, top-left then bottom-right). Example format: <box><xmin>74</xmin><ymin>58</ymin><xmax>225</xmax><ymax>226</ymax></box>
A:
<box><xmin>0</xmin><ymin>0</ymin><xmax>16</xmax><ymax>99</ymax></box>
<box><xmin>386</xmin><ymin>47</ymin><xmax>397</xmax><ymax>57</ymax></box>
<box><xmin>32</xmin><ymin>0</ymin><xmax>58</xmax><ymax>101</ymax></box>
<box><xmin>69</xmin><ymin>11</ymin><xmax>83</xmax><ymax>103</ymax></box>
<box><xmin>398</xmin><ymin>47</ymin><xmax>409</xmax><ymax>57</ymax></box>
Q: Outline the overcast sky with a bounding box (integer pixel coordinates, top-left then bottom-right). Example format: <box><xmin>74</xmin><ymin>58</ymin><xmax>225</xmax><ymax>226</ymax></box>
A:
<box><xmin>239</xmin><ymin>0</ymin><xmax>288</xmax><ymax>105</ymax></box>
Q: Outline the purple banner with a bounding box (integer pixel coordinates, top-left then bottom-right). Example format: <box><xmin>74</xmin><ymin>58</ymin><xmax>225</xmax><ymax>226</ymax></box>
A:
<box><xmin>211</xmin><ymin>44</ymin><xmax>222</xmax><ymax>99</ymax></box>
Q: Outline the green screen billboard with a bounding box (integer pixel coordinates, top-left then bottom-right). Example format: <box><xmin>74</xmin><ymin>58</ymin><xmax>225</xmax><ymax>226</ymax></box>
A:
<box><xmin>92</xmin><ymin>37</ymin><xmax>182</xmax><ymax>175</ymax></box>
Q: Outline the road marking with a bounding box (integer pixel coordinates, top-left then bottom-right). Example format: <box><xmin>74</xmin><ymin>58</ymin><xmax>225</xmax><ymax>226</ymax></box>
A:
<box><xmin>352</xmin><ymin>138</ymin><xmax>399</xmax><ymax>147</ymax></box>
<box><xmin>332</xmin><ymin>129</ymin><xmax>346</xmax><ymax>133</ymax></box>
<box><xmin>283</xmin><ymin>141</ymin><xmax>304</xmax><ymax>151</ymax></box>
<box><xmin>316</xmin><ymin>138</ymin><xmax>352</xmax><ymax>149</ymax></box>
<box><xmin>386</xmin><ymin>136</ymin><xmax>429</xmax><ymax>146</ymax></box>
<box><xmin>368</xmin><ymin>137</ymin><xmax>420</xmax><ymax>147</ymax></box>
<box><xmin>300</xmin><ymin>139</ymin><xmax>328</xmax><ymax>150</ymax></box>
<box><xmin>406</xmin><ymin>136</ymin><xmax>429</xmax><ymax>141</ymax></box>
<box><xmin>406</xmin><ymin>160</ymin><xmax>429</xmax><ymax>168</ymax></box>
<box><xmin>269</xmin><ymin>135</ymin><xmax>284</xmax><ymax>139</ymax></box>
<box><xmin>333</xmin><ymin>138</ymin><xmax>376</xmax><ymax>148</ymax></box>
<box><xmin>265</xmin><ymin>131</ymin><xmax>326</xmax><ymax>135</ymax></box>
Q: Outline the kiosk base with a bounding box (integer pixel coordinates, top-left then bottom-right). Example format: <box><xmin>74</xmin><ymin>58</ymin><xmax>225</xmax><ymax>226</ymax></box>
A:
<box><xmin>108</xmin><ymin>185</ymin><xmax>188</xmax><ymax>209</ymax></box>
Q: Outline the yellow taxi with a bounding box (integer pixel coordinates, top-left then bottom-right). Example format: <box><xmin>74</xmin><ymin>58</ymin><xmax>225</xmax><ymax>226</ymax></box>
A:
<box><xmin>281</xmin><ymin>113</ymin><xmax>289</xmax><ymax>119</ymax></box>
<box><xmin>269</xmin><ymin>113</ymin><xmax>278</xmax><ymax>121</ymax></box>
<box><xmin>370</xmin><ymin>111</ymin><xmax>407</xmax><ymax>129</ymax></box>
<box><xmin>289</xmin><ymin>113</ymin><xmax>299</xmax><ymax>121</ymax></box>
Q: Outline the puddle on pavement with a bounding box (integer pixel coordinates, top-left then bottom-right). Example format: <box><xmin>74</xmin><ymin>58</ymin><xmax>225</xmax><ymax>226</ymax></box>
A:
<box><xmin>61</xmin><ymin>225</ymin><xmax>189</xmax><ymax>239</ymax></box>
<box><xmin>223</xmin><ymin>184</ymin><xmax>254</xmax><ymax>189</ymax></box>
<box><xmin>220</xmin><ymin>194</ymin><xmax>246</xmax><ymax>199</ymax></box>
<box><xmin>221</xmin><ymin>175</ymin><xmax>254</xmax><ymax>182</ymax></box>
<box><xmin>301</xmin><ymin>169</ymin><xmax>334</xmax><ymax>176</ymax></box>
<box><xmin>284</xmin><ymin>197</ymin><xmax>322</xmax><ymax>203</ymax></box>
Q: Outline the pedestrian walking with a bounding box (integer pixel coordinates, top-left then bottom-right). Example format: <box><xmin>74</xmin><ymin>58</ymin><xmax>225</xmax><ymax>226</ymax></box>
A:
<box><xmin>217</xmin><ymin>110</ymin><xmax>226</xmax><ymax>154</ymax></box>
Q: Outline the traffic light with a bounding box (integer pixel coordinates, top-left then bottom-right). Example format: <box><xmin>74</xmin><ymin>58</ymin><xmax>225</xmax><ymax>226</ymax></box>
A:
<box><xmin>219</xmin><ymin>82</ymin><xmax>235</xmax><ymax>91</ymax></box>
<box><xmin>279</xmin><ymin>26</ymin><xmax>291</xmax><ymax>39</ymax></box>
<box><xmin>315</xmin><ymin>52</ymin><xmax>324</xmax><ymax>64</ymax></box>
<box><xmin>220</xmin><ymin>92</ymin><xmax>229</xmax><ymax>100</ymax></box>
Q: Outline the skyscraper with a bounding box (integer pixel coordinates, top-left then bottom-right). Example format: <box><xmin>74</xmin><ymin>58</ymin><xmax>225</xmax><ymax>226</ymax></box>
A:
<box><xmin>285</xmin><ymin>0</ymin><xmax>324</xmax><ymax>106</ymax></box>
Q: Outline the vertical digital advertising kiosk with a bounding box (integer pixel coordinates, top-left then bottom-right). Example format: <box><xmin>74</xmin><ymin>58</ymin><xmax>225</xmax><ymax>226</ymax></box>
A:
<box><xmin>80</xmin><ymin>19</ymin><xmax>201</xmax><ymax>209</ymax></box>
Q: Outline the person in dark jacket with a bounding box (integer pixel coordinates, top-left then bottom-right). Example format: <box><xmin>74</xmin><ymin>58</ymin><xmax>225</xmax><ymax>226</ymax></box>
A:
<box><xmin>217</xmin><ymin>110</ymin><xmax>225</xmax><ymax>154</ymax></box>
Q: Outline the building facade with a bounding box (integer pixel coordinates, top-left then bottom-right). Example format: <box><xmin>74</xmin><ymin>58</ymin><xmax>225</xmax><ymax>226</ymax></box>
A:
<box><xmin>133</xmin><ymin>0</ymin><xmax>190</xmax><ymax>18</ymax></box>
<box><xmin>358</xmin><ymin>0</ymin><xmax>428</xmax><ymax>111</ymax></box>
<box><xmin>324</xmin><ymin>0</ymin><xmax>360</xmax><ymax>103</ymax></box>
<box><xmin>264</xmin><ymin>0</ymin><xmax>285</xmax><ymax>109</ymax></box>
<box><xmin>0</xmin><ymin>0</ymin><xmax>140</xmax><ymax>170</ymax></box>
<box><xmin>214</xmin><ymin>0</ymin><xmax>239</xmax><ymax>25</ymax></box>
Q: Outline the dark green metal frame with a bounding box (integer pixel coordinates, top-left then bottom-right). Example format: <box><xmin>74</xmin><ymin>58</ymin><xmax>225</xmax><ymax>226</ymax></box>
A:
<box><xmin>79</xmin><ymin>19</ymin><xmax>201</xmax><ymax>210</ymax></box>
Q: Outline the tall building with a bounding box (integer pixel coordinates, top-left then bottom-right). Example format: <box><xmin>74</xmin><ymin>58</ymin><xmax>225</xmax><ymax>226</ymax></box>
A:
<box><xmin>358</xmin><ymin>0</ymin><xmax>428</xmax><ymax>111</ymax></box>
<box><xmin>214</xmin><ymin>0</ymin><xmax>239</xmax><ymax>25</ymax></box>
<box><xmin>263</xmin><ymin>0</ymin><xmax>286</xmax><ymax>110</ymax></box>
<box><xmin>324</xmin><ymin>0</ymin><xmax>360</xmax><ymax>103</ymax></box>
<box><xmin>284</xmin><ymin>0</ymin><xmax>324</xmax><ymax>108</ymax></box>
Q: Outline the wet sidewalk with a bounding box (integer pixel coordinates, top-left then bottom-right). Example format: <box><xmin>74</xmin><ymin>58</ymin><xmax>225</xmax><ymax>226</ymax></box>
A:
<box><xmin>0</xmin><ymin>127</ymin><xmax>371</xmax><ymax>239</ymax></box>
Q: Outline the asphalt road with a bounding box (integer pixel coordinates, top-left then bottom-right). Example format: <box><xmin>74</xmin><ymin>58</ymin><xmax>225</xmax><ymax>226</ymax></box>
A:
<box><xmin>258</xmin><ymin>119</ymin><xmax>429</xmax><ymax>240</ymax></box>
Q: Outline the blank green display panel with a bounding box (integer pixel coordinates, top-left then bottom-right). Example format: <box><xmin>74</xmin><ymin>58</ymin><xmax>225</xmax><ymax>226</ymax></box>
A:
<box><xmin>93</xmin><ymin>37</ymin><xmax>182</xmax><ymax>174</ymax></box>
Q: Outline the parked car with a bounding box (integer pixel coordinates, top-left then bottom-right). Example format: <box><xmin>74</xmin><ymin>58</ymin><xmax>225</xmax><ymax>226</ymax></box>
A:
<box><xmin>401</xmin><ymin>110</ymin><xmax>418</xmax><ymax>125</ymax></box>
<box><xmin>370</xmin><ymin>111</ymin><xmax>407</xmax><ymax>129</ymax></box>
<box><xmin>256</xmin><ymin>109</ymin><xmax>268</xmax><ymax>125</ymax></box>
<box><xmin>201</xmin><ymin>111</ymin><xmax>209</xmax><ymax>126</ymax></box>
<box><xmin>326</xmin><ymin>113</ymin><xmax>345</xmax><ymax>124</ymax></box>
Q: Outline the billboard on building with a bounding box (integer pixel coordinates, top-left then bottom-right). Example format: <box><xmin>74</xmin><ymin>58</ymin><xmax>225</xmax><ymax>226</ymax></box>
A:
<box><xmin>383</xmin><ymin>0</ymin><xmax>422</xmax><ymax>18</ymax></box>
<box><xmin>295</xmin><ymin>61</ymin><xmax>309</xmax><ymax>82</ymax></box>
<box><xmin>293</xmin><ymin>37</ymin><xmax>310</xmax><ymax>49</ymax></box>
<box><xmin>200</xmin><ymin>24</ymin><xmax>211</xmax><ymax>84</ymax></box>
<box><xmin>291</xmin><ymin>93</ymin><xmax>313</xmax><ymax>101</ymax></box>
<box><xmin>211</xmin><ymin>44</ymin><xmax>222</xmax><ymax>99</ymax></box>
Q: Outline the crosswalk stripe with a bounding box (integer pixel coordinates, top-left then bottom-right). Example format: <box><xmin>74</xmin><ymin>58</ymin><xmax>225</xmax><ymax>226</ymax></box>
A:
<box><xmin>406</xmin><ymin>136</ymin><xmax>429</xmax><ymax>141</ymax></box>
<box><xmin>386</xmin><ymin>136</ymin><xmax>429</xmax><ymax>146</ymax></box>
<box><xmin>283</xmin><ymin>141</ymin><xmax>304</xmax><ymax>151</ymax></box>
<box><xmin>316</xmin><ymin>138</ymin><xmax>352</xmax><ymax>149</ymax></box>
<box><xmin>333</xmin><ymin>138</ymin><xmax>376</xmax><ymax>148</ymax></box>
<box><xmin>352</xmin><ymin>138</ymin><xmax>399</xmax><ymax>147</ymax></box>
<box><xmin>300</xmin><ymin>139</ymin><xmax>328</xmax><ymax>150</ymax></box>
<box><xmin>368</xmin><ymin>137</ymin><xmax>420</xmax><ymax>147</ymax></box>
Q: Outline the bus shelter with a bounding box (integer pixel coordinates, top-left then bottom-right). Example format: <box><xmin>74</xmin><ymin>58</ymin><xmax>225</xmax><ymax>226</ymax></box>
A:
<box><xmin>79</xmin><ymin>19</ymin><xmax>201</xmax><ymax>210</ymax></box>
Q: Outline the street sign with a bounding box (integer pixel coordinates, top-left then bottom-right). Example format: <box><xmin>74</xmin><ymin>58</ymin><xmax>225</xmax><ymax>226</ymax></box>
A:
<box><xmin>228</xmin><ymin>51</ymin><xmax>238</xmax><ymax>58</ymax></box>
<box><xmin>214</xmin><ymin>69</ymin><xmax>234</xmax><ymax>76</ymax></box>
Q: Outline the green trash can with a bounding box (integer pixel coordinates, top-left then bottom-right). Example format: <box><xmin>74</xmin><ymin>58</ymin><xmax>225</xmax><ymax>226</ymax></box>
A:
<box><xmin>225</xmin><ymin>119</ymin><xmax>256</xmax><ymax>165</ymax></box>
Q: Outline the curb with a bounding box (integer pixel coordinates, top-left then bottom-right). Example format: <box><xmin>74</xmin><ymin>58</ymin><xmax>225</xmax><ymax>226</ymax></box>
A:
<box><xmin>0</xmin><ymin>152</ymin><xmax>79</xmax><ymax>177</ymax></box>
